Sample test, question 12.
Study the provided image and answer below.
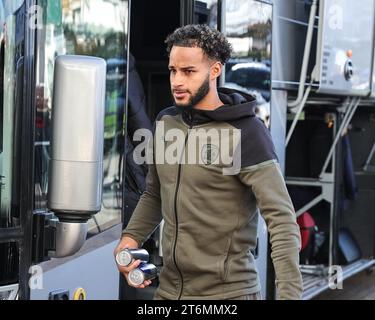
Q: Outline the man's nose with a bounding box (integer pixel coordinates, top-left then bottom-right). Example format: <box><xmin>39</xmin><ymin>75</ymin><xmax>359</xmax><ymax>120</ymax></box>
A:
<box><xmin>171</xmin><ymin>72</ymin><xmax>184</xmax><ymax>88</ymax></box>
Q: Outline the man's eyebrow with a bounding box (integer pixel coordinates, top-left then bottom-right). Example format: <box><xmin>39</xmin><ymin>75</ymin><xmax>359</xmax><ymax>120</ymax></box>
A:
<box><xmin>168</xmin><ymin>65</ymin><xmax>196</xmax><ymax>70</ymax></box>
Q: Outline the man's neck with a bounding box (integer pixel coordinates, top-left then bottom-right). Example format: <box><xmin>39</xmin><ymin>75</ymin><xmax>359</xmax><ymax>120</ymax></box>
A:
<box><xmin>194</xmin><ymin>91</ymin><xmax>224</xmax><ymax>111</ymax></box>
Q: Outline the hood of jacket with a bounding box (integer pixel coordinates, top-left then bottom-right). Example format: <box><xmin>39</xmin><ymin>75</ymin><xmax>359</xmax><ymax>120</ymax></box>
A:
<box><xmin>176</xmin><ymin>87</ymin><xmax>257</xmax><ymax>126</ymax></box>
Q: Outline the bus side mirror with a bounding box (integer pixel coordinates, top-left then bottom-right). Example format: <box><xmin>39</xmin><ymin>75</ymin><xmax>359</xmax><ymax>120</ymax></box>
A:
<box><xmin>47</xmin><ymin>55</ymin><xmax>106</xmax><ymax>257</ymax></box>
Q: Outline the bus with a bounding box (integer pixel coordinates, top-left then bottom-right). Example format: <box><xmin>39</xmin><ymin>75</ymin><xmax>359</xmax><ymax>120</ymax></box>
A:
<box><xmin>0</xmin><ymin>0</ymin><xmax>374</xmax><ymax>300</ymax></box>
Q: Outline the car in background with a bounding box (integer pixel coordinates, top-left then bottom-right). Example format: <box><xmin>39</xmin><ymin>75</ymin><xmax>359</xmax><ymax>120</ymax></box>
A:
<box><xmin>225</xmin><ymin>60</ymin><xmax>271</xmax><ymax>101</ymax></box>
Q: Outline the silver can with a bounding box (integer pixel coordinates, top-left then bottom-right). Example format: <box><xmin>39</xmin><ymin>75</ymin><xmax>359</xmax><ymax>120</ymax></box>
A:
<box><xmin>128</xmin><ymin>263</ymin><xmax>158</xmax><ymax>286</ymax></box>
<box><xmin>116</xmin><ymin>248</ymin><xmax>149</xmax><ymax>267</ymax></box>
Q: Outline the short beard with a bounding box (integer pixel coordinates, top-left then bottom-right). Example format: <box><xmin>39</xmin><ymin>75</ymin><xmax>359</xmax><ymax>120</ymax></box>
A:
<box><xmin>172</xmin><ymin>75</ymin><xmax>210</xmax><ymax>110</ymax></box>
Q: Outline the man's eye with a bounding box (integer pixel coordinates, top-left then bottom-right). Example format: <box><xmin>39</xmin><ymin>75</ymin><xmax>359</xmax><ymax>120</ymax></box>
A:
<box><xmin>185</xmin><ymin>70</ymin><xmax>193</xmax><ymax>74</ymax></box>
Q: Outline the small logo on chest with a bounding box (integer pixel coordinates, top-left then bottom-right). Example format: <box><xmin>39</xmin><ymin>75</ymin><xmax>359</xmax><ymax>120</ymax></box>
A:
<box><xmin>201</xmin><ymin>144</ymin><xmax>219</xmax><ymax>165</ymax></box>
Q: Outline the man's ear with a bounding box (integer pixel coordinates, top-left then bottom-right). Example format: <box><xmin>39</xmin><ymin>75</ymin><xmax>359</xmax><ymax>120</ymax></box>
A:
<box><xmin>210</xmin><ymin>61</ymin><xmax>222</xmax><ymax>80</ymax></box>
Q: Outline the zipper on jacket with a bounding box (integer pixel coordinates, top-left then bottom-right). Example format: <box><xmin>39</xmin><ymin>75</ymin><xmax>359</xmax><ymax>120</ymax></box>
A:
<box><xmin>173</xmin><ymin>110</ymin><xmax>194</xmax><ymax>299</ymax></box>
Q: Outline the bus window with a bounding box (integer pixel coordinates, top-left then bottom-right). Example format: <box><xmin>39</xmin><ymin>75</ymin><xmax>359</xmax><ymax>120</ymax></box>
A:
<box><xmin>34</xmin><ymin>0</ymin><xmax>129</xmax><ymax>236</ymax></box>
<box><xmin>194</xmin><ymin>0</ymin><xmax>219</xmax><ymax>28</ymax></box>
<box><xmin>0</xmin><ymin>12</ymin><xmax>19</xmax><ymax>228</ymax></box>
<box><xmin>0</xmin><ymin>9</ymin><xmax>21</xmax><ymax>286</ymax></box>
<box><xmin>223</xmin><ymin>0</ymin><xmax>272</xmax><ymax>129</ymax></box>
<box><xmin>224</xmin><ymin>0</ymin><xmax>272</xmax><ymax>106</ymax></box>
<box><xmin>0</xmin><ymin>40</ymin><xmax>4</xmax><ymax>153</ymax></box>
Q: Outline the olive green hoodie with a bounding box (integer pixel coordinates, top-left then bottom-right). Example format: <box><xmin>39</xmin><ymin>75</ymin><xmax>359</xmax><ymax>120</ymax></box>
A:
<box><xmin>123</xmin><ymin>88</ymin><xmax>302</xmax><ymax>300</ymax></box>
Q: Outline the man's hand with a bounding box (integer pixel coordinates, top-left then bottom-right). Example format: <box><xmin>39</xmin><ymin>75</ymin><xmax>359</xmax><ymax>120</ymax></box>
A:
<box><xmin>114</xmin><ymin>236</ymin><xmax>152</xmax><ymax>289</ymax></box>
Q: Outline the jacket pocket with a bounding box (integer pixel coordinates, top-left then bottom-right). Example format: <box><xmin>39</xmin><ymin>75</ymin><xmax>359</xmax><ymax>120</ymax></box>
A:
<box><xmin>219</xmin><ymin>236</ymin><xmax>232</xmax><ymax>282</ymax></box>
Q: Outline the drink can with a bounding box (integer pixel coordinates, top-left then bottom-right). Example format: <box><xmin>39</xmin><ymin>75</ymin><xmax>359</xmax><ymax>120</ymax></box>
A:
<box><xmin>116</xmin><ymin>248</ymin><xmax>149</xmax><ymax>267</ymax></box>
<box><xmin>128</xmin><ymin>263</ymin><xmax>158</xmax><ymax>286</ymax></box>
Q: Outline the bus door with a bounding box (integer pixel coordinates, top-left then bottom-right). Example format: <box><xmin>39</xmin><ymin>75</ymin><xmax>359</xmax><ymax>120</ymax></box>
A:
<box><xmin>122</xmin><ymin>0</ymin><xmax>220</xmax><ymax>300</ymax></box>
<box><xmin>0</xmin><ymin>0</ymin><xmax>36</xmax><ymax>300</ymax></box>
<box><xmin>122</xmin><ymin>0</ymin><xmax>272</xmax><ymax>300</ymax></box>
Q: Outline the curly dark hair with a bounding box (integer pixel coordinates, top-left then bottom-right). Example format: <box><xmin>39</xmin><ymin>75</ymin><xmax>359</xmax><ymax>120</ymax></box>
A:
<box><xmin>165</xmin><ymin>24</ymin><xmax>232</xmax><ymax>65</ymax></box>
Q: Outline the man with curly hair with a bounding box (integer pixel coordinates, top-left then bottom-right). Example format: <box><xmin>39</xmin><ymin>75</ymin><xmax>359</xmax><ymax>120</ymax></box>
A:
<box><xmin>115</xmin><ymin>24</ymin><xmax>302</xmax><ymax>300</ymax></box>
